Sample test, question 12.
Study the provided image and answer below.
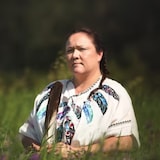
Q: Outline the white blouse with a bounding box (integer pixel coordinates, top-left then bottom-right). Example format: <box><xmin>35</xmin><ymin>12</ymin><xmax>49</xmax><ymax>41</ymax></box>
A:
<box><xmin>19</xmin><ymin>77</ymin><xmax>140</xmax><ymax>147</ymax></box>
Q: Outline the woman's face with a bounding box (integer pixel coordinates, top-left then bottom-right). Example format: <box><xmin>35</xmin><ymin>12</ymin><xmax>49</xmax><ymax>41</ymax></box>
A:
<box><xmin>65</xmin><ymin>32</ymin><xmax>103</xmax><ymax>76</ymax></box>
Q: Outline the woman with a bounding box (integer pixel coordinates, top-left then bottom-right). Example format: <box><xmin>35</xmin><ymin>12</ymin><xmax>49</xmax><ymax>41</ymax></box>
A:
<box><xmin>19</xmin><ymin>27</ymin><xmax>140</xmax><ymax>158</ymax></box>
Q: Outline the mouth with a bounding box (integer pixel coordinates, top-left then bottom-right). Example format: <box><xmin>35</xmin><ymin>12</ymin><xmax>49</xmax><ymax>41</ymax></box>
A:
<box><xmin>72</xmin><ymin>62</ymin><xmax>83</xmax><ymax>67</ymax></box>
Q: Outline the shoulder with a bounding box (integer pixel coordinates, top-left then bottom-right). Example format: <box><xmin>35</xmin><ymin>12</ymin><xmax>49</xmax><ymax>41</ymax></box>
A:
<box><xmin>103</xmin><ymin>78</ymin><xmax>125</xmax><ymax>91</ymax></box>
<box><xmin>42</xmin><ymin>79</ymin><xmax>69</xmax><ymax>91</ymax></box>
<box><xmin>34</xmin><ymin>79</ymin><xmax>69</xmax><ymax>110</ymax></box>
<box><xmin>102</xmin><ymin>78</ymin><xmax>131</xmax><ymax>100</ymax></box>
<box><xmin>37</xmin><ymin>79</ymin><xmax>69</xmax><ymax>98</ymax></box>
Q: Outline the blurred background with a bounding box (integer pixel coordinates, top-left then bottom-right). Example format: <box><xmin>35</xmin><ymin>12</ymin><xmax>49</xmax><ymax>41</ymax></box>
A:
<box><xmin>0</xmin><ymin>0</ymin><xmax>159</xmax><ymax>87</ymax></box>
<box><xmin>0</xmin><ymin>0</ymin><xmax>160</xmax><ymax>159</ymax></box>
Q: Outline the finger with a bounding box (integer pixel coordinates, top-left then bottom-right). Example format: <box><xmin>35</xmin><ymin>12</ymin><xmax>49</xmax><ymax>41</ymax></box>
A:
<box><xmin>32</xmin><ymin>143</ymin><xmax>40</xmax><ymax>151</ymax></box>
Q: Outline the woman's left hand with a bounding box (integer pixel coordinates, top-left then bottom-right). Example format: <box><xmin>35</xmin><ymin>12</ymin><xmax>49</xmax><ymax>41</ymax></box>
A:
<box><xmin>55</xmin><ymin>142</ymin><xmax>85</xmax><ymax>158</ymax></box>
<box><xmin>54</xmin><ymin>142</ymin><xmax>70</xmax><ymax>158</ymax></box>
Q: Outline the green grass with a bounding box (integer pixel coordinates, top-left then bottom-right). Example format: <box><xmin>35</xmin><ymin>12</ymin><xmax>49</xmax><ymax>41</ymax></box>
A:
<box><xmin>0</xmin><ymin>70</ymin><xmax>159</xmax><ymax>159</ymax></box>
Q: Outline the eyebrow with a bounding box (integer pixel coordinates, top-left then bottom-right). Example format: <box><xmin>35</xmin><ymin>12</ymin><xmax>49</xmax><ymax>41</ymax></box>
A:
<box><xmin>66</xmin><ymin>44</ymin><xmax>87</xmax><ymax>49</ymax></box>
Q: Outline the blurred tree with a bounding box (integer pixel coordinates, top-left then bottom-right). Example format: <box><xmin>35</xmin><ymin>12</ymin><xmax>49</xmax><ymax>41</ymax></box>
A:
<box><xmin>0</xmin><ymin>0</ymin><xmax>159</xmax><ymax>75</ymax></box>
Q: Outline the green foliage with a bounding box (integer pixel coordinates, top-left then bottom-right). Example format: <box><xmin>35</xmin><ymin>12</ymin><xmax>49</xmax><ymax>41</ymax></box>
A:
<box><xmin>0</xmin><ymin>63</ymin><xmax>159</xmax><ymax>159</ymax></box>
<box><xmin>49</xmin><ymin>51</ymin><xmax>72</xmax><ymax>80</ymax></box>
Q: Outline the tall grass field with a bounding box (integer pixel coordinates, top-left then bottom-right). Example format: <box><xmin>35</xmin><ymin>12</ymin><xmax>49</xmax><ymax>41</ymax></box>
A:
<box><xmin>0</xmin><ymin>69</ymin><xmax>159</xmax><ymax>159</ymax></box>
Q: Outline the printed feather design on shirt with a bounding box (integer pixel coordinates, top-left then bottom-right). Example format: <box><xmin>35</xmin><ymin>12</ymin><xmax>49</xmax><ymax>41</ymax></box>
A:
<box><xmin>36</xmin><ymin>107</ymin><xmax>46</xmax><ymax>120</ymax></box>
<box><xmin>82</xmin><ymin>101</ymin><xmax>93</xmax><ymax>123</ymax></box>
<box><xmin>102</xmin><ymin>85</ymin><xmax>119</xmax><ymax>100</ymax></box>
<box><xmin>92</xmin><ymin>92</ymin><xmax>108</xmax><ymax>114</ymax></box>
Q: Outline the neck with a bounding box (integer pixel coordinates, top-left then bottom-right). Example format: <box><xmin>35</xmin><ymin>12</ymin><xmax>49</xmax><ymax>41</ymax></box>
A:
<box><xmin>72</xmin><ymin>72</ymin><xmax>102</xmax><ymax>94</ymax></box>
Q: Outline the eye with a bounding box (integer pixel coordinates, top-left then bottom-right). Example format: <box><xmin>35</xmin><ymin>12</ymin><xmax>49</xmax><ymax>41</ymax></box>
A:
<box><xmin>79</xmin><ymin>48</ymin><xmax>85</xmax><ymax>51</ymax></box>
<box><xmin>66</xmin><ymin>47</ymin><xmax>74</xmax><ymax>54</ymax></box>
<box><xmin>78</xmin><ymin>47</ymin><xmax>86</xmax><ymax>51</ymax></box>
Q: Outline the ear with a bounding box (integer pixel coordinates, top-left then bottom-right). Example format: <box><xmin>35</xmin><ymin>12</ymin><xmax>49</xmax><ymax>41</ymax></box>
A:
<box><xmin>97</xmin><ymin>51</ymin><xmax>103</xmax><ymax>62</ymax></box>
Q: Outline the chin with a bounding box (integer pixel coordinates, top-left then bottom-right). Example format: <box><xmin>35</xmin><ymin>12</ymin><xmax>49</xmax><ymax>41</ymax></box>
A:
<box><xmin>72</xmin><ymin>70</ymin><xmax>84</xmax><ymax>75</ymax></box>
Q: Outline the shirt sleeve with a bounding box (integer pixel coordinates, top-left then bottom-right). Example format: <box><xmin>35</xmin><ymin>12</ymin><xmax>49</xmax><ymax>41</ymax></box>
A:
<box><xmin>18</xmin><ymin>81</ymin><xmax>62</xmax><ymax>144</ymax></box>
<box><xmin>18</xmin><ymin>93</ymin><xmax>45</xmax><ymax>144</ymax></box>
<box><xmin>105</xmin><ymin>84</ymin><xmax>140</xmax><ymax>147</ymax></box>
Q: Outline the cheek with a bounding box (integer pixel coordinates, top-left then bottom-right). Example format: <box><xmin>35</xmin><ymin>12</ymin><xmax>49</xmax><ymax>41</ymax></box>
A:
<box><xmin>66</xmin><ymin>55</ymin><xmax>72</xmax><ymax>67</ymax></box>
<box><xmin>88</xmin><ymin>53</ymin><xmax>102</xmax><ymax>62</ymax></box>
<box><xmin>66</xmin><ymin>55</ymin><xmax>71</xmax><ymax>62</ymax></box>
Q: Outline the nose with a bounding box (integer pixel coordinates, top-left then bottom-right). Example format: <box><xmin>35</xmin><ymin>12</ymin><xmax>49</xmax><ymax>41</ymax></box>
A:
<box><xmin>72</xmin><ymin>49</ymin><xmax>79</xmax><ymax>59</ymax></box>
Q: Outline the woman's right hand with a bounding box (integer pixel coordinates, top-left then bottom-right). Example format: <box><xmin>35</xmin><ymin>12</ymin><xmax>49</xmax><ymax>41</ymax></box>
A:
<box><xmin>32</xmin><ymin>143</ymin><xmax>41</xmax><ymax>151</ymax></box>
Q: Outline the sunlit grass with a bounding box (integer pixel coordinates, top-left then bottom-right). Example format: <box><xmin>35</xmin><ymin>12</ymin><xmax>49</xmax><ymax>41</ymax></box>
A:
<box><xmin>0</xmin><ymin>68</ymin><xmax>159</xmax><ymax>159</ymax></box>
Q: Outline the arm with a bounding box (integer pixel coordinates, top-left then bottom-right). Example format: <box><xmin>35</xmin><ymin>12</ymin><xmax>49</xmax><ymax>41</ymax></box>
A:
<box><xmin>57</xmin><ymin>135</ymin><xmax>133</xmax><ymax>158</ymax></box>
<box><xmin>83</xmin><ymin>135</ymin><xmax>133</xmax><ymax>153</ymax></box>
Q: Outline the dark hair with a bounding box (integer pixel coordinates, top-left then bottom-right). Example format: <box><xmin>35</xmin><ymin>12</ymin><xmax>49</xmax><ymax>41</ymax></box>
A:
<box><xmin>66</xmin><ymin>27</ymin><xmax>109</xmax><ymax>78</ymax></box>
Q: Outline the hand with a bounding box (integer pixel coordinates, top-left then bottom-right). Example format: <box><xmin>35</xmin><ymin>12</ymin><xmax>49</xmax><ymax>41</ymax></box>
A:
<box><xmin>56</xmin><ymin>142</ymin><xmax>86</xmax><ymax>158</ymax></box>
<box><xmin>33</xmin><ymin>143</ymin><xmax>53</xmax><ymax>153</ymax></box>
<box><xmin>32</xmin><ymin>143</ymin><xmax>41</xmax><ymax>151</ymax></box>
<box><xmin>55</xmin><ymin>142</ymin><xmax>71</xmax><ymax>158</ymax></box>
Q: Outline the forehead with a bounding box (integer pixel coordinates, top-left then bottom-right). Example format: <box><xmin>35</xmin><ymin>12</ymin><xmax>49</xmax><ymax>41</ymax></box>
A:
<box><xmin>66</xmin><ymin>32</ymin><xmax>94</xmax><ymax>46</ymax></box>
